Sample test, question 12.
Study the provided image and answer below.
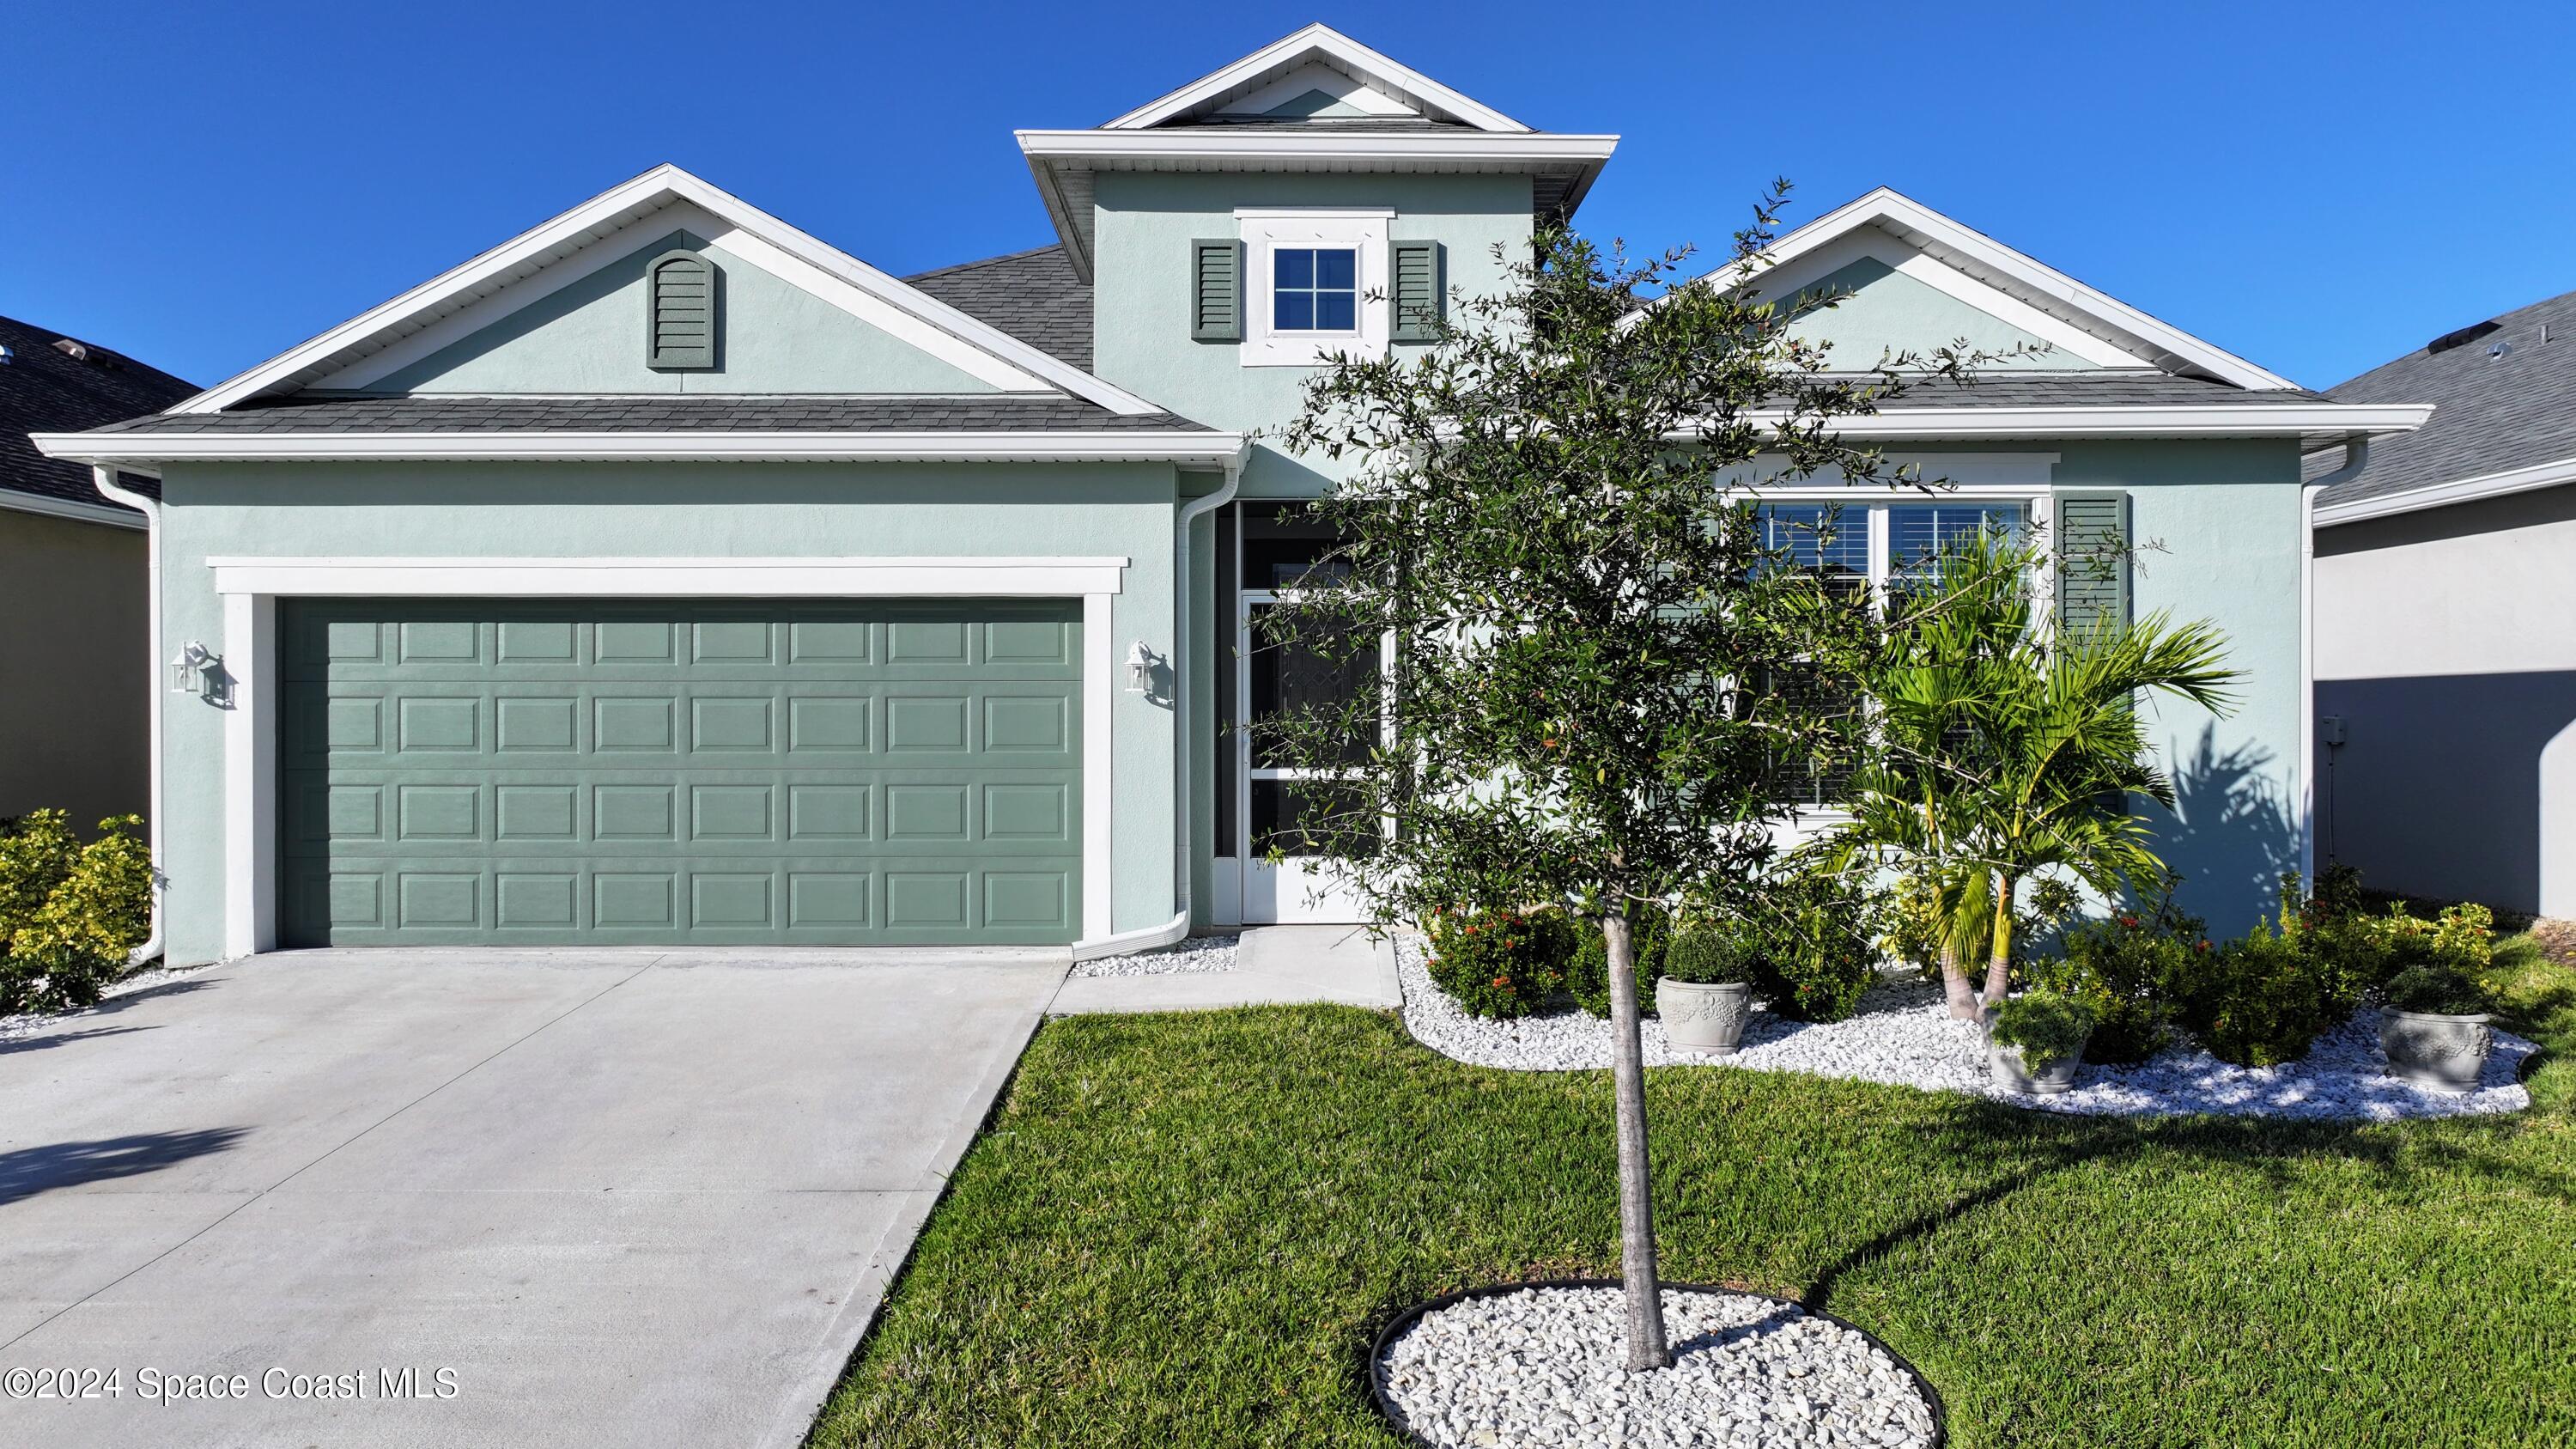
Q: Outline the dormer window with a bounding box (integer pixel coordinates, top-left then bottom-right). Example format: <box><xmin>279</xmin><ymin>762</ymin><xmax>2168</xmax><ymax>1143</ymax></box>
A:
<box><xmin>1273</xmin><ymin>247</ymin><xmax>1358</xmax><ymax>333</ymax></box>
<box><xmin>1235</xmin><ymin>208</ymin><xmax>1390</xmax><ymax>367</ymax></box>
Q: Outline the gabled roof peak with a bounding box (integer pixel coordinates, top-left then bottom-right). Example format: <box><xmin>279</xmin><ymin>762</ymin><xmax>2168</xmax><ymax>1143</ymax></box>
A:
<box><xmin>1103</xmin><ymin>23</ymin><xmax>1530</xmax><ymax>133</ymax></box>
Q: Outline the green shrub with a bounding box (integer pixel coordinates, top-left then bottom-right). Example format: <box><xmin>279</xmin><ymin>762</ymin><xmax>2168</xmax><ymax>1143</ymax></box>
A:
<box><xmin>1990</xmin><ymin>985</ymin><xmax>2097</xmax><ymax>1071</ymax></box>
<box><xmin>2047</xmin><ymin>899</ymin><xmax>2207</xmax><ymax>1066</ymax></box>
<box><xmin>0</xmin><ymin>812</ymin><xmax>151</xmax><ymax>1014</ymax></box>
<box><xmin>1425</xmin><ymin>905</ymin><xmax>1572</xmax><ymax>1019</ymax></box>
<box><xmin>1747</xmin><ymin>870</ymin><xmax>1880</xmax><ymax>1024</ymax></box>
<box><xmin>2171</xmin><ymin>916</ymin><xmax>2362</xmax><ymax>1068</ymax></box>
<box><xmin>2382</xmin><ymin>961</ymin><xmax>2488</xmax><ymax>1017</ymax></box>
<box><xmin>1879</xmin><ymin>874</ymin><xmax>1947</xmax><ymax>983</ymax></box>
<box><xmin>1567</xmin><ymin>904</ymin><xmax>1668</xmax><ymax>1018</ymax></box>
<box><xmin>1660</xmin><ymin>920</ymin><xmax>1757</xmax><ymax>986</ymax></box>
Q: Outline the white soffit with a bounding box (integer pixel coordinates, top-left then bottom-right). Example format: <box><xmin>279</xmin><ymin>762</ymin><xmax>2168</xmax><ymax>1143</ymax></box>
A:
<box><xmin>180</xmin><ymin>164</ymin><xmax>1167</xmax><ymax>417</ymax></box>
<box><xmin>1103</xmin><ymin>24</ymin><xmax>1528</xmax><ymax>132</ymax></box>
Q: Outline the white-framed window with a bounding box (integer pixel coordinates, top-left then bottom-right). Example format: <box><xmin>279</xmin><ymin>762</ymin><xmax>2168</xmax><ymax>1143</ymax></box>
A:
<box><xmin>1236</xmin><ymin>208</ymin><xmax>1391</xmax><ymax>367</ymax></box>
<box><xmin>1755</xmin><ymin>495</ymin><xmax>2039</xmax><ymax>809</ymax></box>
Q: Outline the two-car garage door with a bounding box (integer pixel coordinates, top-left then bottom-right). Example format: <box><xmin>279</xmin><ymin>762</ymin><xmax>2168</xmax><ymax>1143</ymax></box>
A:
<box><xmin>278</xmin><ymin>599</ymin><xmax>1083</xmax><ymax>947</ymax></box>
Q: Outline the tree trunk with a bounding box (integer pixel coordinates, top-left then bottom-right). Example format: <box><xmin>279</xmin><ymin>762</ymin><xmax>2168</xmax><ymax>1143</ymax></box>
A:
<box><xmin>1982</xmin><ymin>870</ymin><xmax>2017</xmax><ymax>1007</ymax></box>
<box><xmin>1939</xmin><ymin>939</ymin><xmax>1978</xmax><ymax>1020</ymax></box>
<box><xmin>1603</xmin><ymin>910</ymin><xmax>1670</xmax><ymax>1373</ymax></box>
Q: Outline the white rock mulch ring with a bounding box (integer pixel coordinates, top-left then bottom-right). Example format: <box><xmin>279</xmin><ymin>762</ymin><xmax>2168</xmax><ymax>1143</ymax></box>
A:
<box><xmin>1067</xmin><ymin>931</ymin><xmax>1242</xmax><ymax>978</ymax></box>
<box><xmin>1394</xmin><ymin>937</ymin><xmax>2535</xmax><ymax>1122</ymax></box>
<box><xmin>1376</xmin><ymin>1284</ymin><xmax>1939</xmax><ymax>1449</ymax></box>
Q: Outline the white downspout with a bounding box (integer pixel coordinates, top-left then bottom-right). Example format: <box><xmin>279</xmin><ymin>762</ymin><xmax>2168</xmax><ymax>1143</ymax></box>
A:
<box><xmin>2299</xmin><ymin>435</ymin><xmax>2370</xmax><ymax>886</ymax></box>
<box><xmin>93</xmin><ymin>464</ymin><xmax>166</xmax><ymax>966</ymax></box>
<box><xmin>1068</xmin><ymin>453</ymin><xmax>1244</xmax><ymax>963</ymax></box>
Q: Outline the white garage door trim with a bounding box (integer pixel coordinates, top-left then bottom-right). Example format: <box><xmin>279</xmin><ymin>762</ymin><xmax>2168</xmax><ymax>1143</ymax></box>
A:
<box><xmin>210</xmin><ymin>556</ymin><xmax>1127</xmax><ymax>958</ymax></box>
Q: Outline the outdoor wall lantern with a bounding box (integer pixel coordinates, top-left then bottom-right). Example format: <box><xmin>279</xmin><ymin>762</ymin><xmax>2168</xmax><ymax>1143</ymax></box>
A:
<box><xmin>169</xmin><ymin>641</ymin><xmax>220</xmax><ymax>698</ymax></box>
<box><xmin>1125</xmin><ymin>640</ymin><xmax>1159</xmax><ymax>695</ymax></box>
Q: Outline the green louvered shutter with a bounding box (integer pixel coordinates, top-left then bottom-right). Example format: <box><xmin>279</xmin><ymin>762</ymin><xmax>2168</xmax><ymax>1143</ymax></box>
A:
<box><xmin>2054</xmin><ymin>492</ymin><xmax>2131</xmax><ymax>640</ymax></box>
<box><xmin>1191</xmin><ymin>239</ymin><xmax>1241</xmax><ymax>342</ymax></box>
<box><xmin>1390</xmin><ymin>240</ymin><xmax>1443</xmax><ymax>342</ymax></box>
<box><xmin>647</xmin><ymin>251</ymin><xmax>717</xmax><ymax>370</ymax></box>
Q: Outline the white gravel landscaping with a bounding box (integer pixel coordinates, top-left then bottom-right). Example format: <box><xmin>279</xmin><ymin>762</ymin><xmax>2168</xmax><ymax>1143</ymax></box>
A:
<box><xmin>1395</xmin><ymin>937</ymin><xmax>2535</xmax><ymax>1121</ymax></box>
<box><xmin>0</xmin><ymin>957</ymin><xmax>213</xmax><ymax>1048</ymax></box>
<box><xmin>1377</xmin><ymin>1284</ymin><xmax>1937</xmax><ymax>1449</ymax></box>
<box><xmin>1068</xmin><ymin>931</ymin><xmax>1242</xmax><ymax>978</ymax></box>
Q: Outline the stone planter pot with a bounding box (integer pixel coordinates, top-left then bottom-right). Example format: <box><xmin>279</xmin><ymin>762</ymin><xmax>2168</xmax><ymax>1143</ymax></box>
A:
<box><xmin>1658</xmin><ymin>977</ymin><xmax>1752</xmax><ymax>1055</ymax></box>
<box><xmin>2380</xmin><ymin>1008</ymin><xmax>2494</xmax><ymax>1093</ymax></box>
<box><xmin>1986</xmin><ymin>1036</ymin><xmax>2087</xmax><ymax>1095</ymax></box>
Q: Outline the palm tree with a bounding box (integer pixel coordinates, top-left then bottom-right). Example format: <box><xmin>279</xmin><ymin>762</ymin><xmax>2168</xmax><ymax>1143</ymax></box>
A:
<box><xmin>1822</xmin><ymin>531</ymin><xmax>2238</xmax><ymax>1017</ymax></box>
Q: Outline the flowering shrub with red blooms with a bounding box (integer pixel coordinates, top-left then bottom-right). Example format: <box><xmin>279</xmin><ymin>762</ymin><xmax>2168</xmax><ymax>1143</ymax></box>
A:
<box><xmin>1423</xmin><ymin>905</ymin><xmax>1575</xmax><ymax>1019</ymax></box>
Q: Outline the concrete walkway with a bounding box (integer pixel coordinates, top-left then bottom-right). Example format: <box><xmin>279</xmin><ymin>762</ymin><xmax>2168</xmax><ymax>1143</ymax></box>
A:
<box><xmin>0</xmin><ymin>948</ymin><xmax>1061</xmax><ymax>1449</ymax></box>
<box><xmin>1049</xmin><ymin>924</ymin><xmax>1400</xmax><ymax>1014</ymax></box>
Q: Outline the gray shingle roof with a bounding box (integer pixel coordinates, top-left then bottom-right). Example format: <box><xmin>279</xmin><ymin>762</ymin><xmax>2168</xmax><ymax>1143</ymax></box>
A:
<box><xmin>91</xmin><ymin>394</ymin><xmax>1208</xmax><ymax>435</ymax></box>
<box><xmin>905</xmin><ymin>246</ymin><xmax>1092</xmax><ymax>372</ymax></box>
<box><xmin>2311</xmin><ymin>287</ymin><xmax>2576</xmax><ymax>508</ymax></box>
<box><xmin>0</xmin><ymin>314</ymin><xmax>196</xmax><ymax>508</ymax></box>
<box><xmin>1857</xmin><ymin>372</ymin><xmax>2334</xmax><ymax>407</ymax></box>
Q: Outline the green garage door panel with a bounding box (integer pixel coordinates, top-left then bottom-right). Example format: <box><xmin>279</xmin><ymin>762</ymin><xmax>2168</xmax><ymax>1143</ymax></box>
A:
<box><xmin>278</xmin><ymin>600</ymin><xmax>1084</xmax><ymax>947</ymax></box>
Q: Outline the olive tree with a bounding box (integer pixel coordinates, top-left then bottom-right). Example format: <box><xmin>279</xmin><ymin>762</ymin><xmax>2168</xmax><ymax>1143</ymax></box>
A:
<box><xmin>1255</xmin><ymin>186</ymin><xmax>1997</xmax><ymax>1368</ymax></box>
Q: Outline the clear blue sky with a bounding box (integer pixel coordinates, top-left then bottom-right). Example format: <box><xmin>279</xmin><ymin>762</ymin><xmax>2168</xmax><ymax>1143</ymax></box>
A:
<box><xmin>8</xmin><ymin>1</ymin><xmax>2573</xmax><ymax>392</ymax></box>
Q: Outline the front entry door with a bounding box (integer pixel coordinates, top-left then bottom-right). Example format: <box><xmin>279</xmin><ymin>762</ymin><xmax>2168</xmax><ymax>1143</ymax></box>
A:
<box><xmin>1236</xmin><ymin>591</ymin><xmax>1382</xmax><ymax>923</ymax></box>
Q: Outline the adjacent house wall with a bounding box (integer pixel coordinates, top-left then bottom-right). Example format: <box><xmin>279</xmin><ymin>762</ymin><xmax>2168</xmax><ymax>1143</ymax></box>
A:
<box><xmin>151</xmin><ymin>461</ymin><xmax>1185</xmax><ymax>965</ymax></box>
<box><xmin>0</xmin><ymin>508</ymin><xmax>149</xmax><ymax>830</ymax></box>
<box><xmin>2315</xmin><ymin>482</ymin><xmax>2576</xmax><ymax>916</ymax></box>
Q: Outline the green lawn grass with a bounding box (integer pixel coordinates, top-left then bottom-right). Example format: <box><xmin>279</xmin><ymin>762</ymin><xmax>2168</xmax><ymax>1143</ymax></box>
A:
<box><xmin>812</xmin><ymin>938</ymin><xmax>2576</xmax><ymax>1447</ymax></box>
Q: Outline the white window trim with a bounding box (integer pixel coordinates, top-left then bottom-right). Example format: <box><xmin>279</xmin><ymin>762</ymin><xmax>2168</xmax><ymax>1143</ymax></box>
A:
<box><xmin>1235</xmin><ymin>208</ymin><xmax>1393</xmax><ymax>368</ymax></box>
<box><xmin>1747</xmin><ymin>486</ymin><xmax>2056</xmax><ymax>831</ymax></box>
<box><xmin>209</xmin><ymin>554</ymin><xmax>1127</xmax><ymax>958</ymax></box>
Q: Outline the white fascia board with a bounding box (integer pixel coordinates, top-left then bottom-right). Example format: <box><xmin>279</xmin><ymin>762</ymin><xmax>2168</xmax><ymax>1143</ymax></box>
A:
<box><xmin>179</xmin><ymin>164</ymin><xmax>1168</xmax><ymax>419</ymax></box>
<box><xmin>1660</xmin><ymin>403</ymin><xmax>2433</xmax><ymax>441</ymax></box>
<box><xmin>1685</xmin><ymin>186</ymin><xmax>2303</xmax><ymax>393</ymax></box>
<box><xmin>1017</xmin><ymin>131</ymin><xmax>1617</xmax><ymax>166</ymax></box>
<box><xmin>32</xmin><ymin>429</ymin><xmax>1249</xmax><ymax>466</ymax></box>
<box><xmin>1101</xmin><ymin>23</ymin><xmax>1530</xmax><ymax>132</ymax></box>
<box><xmin>2314</xmin><ymin>452</ymin><xmax>2576</xmax><ymax>527</ymax></box>
<box><xmin>0</xmin><ymin>489</ymin><xmax>147</xmax><ymax>530</ymax></box>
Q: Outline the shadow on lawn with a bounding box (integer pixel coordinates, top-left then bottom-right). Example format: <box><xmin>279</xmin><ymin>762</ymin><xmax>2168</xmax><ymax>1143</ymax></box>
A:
<box><xmin>1802</xmin><ymin>1100</ymin><xmax>2570</xmax><ymax>1317</ymax></box>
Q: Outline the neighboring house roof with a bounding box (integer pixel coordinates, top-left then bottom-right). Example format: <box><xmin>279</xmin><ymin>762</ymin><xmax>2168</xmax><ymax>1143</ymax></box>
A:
<box><xmin>89</xmin><ymin>394</ymin><xmax>1204</xmax><ymax>434</ymax></box>
<box><xmin>2312</xmin><ymin>287</ymin><xmax>2576</xmax><ymax>523</ymax></box>
<box><xmin>904</xmin><ymin>246</ymin><xmax>1092</xmax><ymax>372</ymax></box>
<box><xmin>0</xmin><ymin>313</ymin><xmax>194</xmax><ymax>515</ymax></box>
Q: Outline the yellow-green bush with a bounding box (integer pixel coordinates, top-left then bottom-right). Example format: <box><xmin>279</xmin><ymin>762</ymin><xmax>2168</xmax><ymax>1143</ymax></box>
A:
<box><xmin>0</xmin><ymin>811</ymin><xmax>151</xmax><ymax>1013</ymax></box>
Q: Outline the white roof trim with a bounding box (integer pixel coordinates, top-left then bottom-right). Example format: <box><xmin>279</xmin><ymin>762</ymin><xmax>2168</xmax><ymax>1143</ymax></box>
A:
<box><xmin>1103</xmin><ymin>24</ymin><xmax>1528</xmax><ymax>132</ymax></box>
<box><xmin>2315</xmin><ymin>452</ymin><xmax>2576</xmax><ymax>527</ymax></box>
<box><xmin>32</xmin><ymin>429</ymin><xmax>1248</xmax><ymax>466</ymax></box>
<box><xmin>1657</xmin><ymin>403</ymin><xmax>2432</xmax><ymax>441</ymax></box>
<box><xmin>1016</xmin><ymin>130</ymin><xmax>1617</xmax><ymax>164</ymax></box>
<box><xmin>0</xmin><ymin>489</ymin><xmax>146</xmax><ymax>530</ymax></box>
<box><xmin>1684</xmin><ymin>187</ymin><xmax>2303</xmax><ymax>393</ymax></box>
<box><xmin>178</xmin><ymin>164</ymin><xmax>1167</xmax><ymax>418</ymax></box>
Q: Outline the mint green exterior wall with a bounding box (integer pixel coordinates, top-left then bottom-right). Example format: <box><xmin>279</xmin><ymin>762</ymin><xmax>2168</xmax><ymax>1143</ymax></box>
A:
<box><xmin>1089</xmin><ymin>172</ymin><xmax>1536</xmax><ymax>496</ymax></box>
<box><xmin>150</xmin><ymin>461</ymin><xmax>1184</xmax><ymax>965</ymax></box>
<box><xmin>2057</xmin><ymin>439</ymin><xmax>2307</xmax><ymax>936</ymax></box>
<box><xmin>357</xmin><ymin>230</ymin><xmax>1004</xmax><ymax>396</ymax></box>
<box><xmin>1783</xmin><ymin>258</ymin><xmax>2081</xmax><ymax>370</ymax></box>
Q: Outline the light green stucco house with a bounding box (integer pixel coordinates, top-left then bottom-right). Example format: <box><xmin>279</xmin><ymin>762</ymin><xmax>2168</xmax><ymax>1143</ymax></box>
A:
<box><xmin>37</xmin><ymin>25</ymin><xmax>2428</xmax><ymax>964</ymax></box>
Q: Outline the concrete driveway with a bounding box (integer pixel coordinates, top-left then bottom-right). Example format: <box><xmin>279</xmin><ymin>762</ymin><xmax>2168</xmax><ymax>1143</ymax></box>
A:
<box><xmin>0</xmin><ymin>948</ymin><xmax>1062</xmax><ymax>1448</ymax></box>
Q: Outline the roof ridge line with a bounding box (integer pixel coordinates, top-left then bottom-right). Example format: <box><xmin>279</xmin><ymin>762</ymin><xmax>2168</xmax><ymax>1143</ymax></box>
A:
<box><xmin>903</xmin><ymin>243</ymin><xmax>1072</xmax><ymax>282</ymax></box>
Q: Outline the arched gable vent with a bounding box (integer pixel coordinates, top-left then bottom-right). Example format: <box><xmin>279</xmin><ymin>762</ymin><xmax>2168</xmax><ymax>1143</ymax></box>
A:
<box><xmin>647</xmin><ymin>250</ymin><xmax>718</xmax><ymax>371</ymax></box>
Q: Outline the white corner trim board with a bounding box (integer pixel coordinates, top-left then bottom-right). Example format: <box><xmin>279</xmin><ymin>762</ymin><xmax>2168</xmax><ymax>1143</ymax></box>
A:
<box><xmin>214</xmin><ymin>553</ymin><xmax>1128</xmax><ymax>953</ymax></box>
